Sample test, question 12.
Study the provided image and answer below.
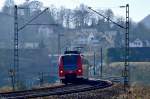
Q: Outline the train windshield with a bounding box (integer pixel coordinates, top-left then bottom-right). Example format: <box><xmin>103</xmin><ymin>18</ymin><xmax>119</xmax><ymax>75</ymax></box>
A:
<box><xmin>62</xmin><ymin>55</ymin><xmax>79</xmax><ymax>70</ymax></box>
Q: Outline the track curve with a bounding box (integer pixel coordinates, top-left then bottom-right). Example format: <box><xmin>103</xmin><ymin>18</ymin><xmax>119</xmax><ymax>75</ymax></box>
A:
<box><xmin>0</xmin><ymin>79</ymin><xmax>112</xmax><ymax>99</ymax></box>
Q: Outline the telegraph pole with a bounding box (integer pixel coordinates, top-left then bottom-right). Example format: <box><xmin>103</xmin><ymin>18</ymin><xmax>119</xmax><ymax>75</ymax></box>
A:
<box><xmin>14</xmin><ymin>5</ymin><xmax>19</xmax><ymax>89</ymax></box>
<box><xmin>58</xmin><ymin>33</ymin><xmax>61</xmax><ymax>55</ymax></box>
<box><xmin>58</xmin><ymin>33</ymin><xmax>64</xmax><ymax>55</ymax></box>
<box><xmin>39</xmin><ymin>72</ymin><xmax>44</xmax><ymax>86</ymax></box>
<box><xmin>9</xmin><ymin>69</ymin><xmax>15</xmax><ymax>91</ymax></box>
<box><xmin>100</xmin><ymin>48</ymin><xmax>103</xmax><ymax>78</ymax></box>
<box><xmin>93</xmin><ymin>52</ymin><xmax>96</xmax><ymax>76</ymax></box>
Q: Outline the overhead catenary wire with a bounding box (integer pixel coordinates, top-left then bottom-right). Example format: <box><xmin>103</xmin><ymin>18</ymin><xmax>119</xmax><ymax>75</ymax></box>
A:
<box><xmin>18</xmin><ymin>8</ymin><xmax>49</xmax><ymax>31</ymax></box>
<box><xmin>88</xmin><ymin>7</ymin><xmax>126</xmax><ymax>29</ymax></box>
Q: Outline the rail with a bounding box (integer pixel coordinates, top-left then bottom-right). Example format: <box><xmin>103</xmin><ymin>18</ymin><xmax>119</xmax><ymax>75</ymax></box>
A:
<box><xmin>0</xmin><ymin>79</ymin><xmax>112</xmax><ymax>99</ymax></box>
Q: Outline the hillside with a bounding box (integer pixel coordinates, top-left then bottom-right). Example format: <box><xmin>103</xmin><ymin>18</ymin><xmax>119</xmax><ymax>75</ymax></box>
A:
<box><xmin>0</xmin><ymin>49</ymin><xmax>58</xmax><ymax>88</ymax></box>
<box><xmin>107</xmin><ymin>62</ymin><xmax>150</xmax><ymax>85</ymax></box>
<box><xmin>140</xmin><ymin>14</ymin><xmax>150</xmax><ymax>29</ymax></box>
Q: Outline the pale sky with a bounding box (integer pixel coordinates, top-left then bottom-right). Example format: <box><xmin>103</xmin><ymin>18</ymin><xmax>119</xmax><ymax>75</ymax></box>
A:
<box><xmin>0</xmin><ymin>0</ymin><xmax>150</xmax><ymax>22</ymax></box>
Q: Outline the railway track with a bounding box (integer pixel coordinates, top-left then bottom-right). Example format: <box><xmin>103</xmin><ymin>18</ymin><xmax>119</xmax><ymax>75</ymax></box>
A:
<box><xmin>0</xmin><ymin>79</ymin><xmax>112</xmax><ymax>99</ymax></box>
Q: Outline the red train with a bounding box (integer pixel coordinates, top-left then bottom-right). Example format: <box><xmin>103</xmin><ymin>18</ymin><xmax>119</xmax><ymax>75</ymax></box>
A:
<box><xmin>58</xmin><ymin>51</ymin><xmax>89</xmax><ymax>84</ymax></box>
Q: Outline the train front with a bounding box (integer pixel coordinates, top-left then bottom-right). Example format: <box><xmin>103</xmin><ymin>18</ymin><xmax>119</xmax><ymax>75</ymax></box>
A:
<box><xmin>58</xmin><ymin>51</ymin><xmax>83</xmax><ymax>83</ymax></box>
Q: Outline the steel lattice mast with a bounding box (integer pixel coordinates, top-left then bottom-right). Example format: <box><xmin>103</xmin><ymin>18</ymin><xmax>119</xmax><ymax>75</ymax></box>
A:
<box><xmin>88</xmin><ymin>4</ymin><xmax>130</xmax><ymax>91</ymax></box>
<box><xmin>124</xmin><ymin>4</ymin><xmax>130</xmax><ymax>89</ymax></box>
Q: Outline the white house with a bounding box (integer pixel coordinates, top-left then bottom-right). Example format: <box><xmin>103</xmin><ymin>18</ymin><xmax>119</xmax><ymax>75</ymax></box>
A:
<box><xmin>81</xmin><ymin>28</ymin><xmax>97</xmax><ymax>34</ymax></box>
<box><xmin>129</xmin><ymin>38</ymin><xmax>143</xmax><ymax>47</ymax></box>
<box><xmin>72</xmin><ymin>36</ymin><xmax>88</xmax><ymax>45</ymax></box>
<box><xmin>38</xmin><ymin>26</ymin><xmax>54</xmax><ymax>38</ymax></box>
<box><xmin>24</xmin><ymin>42</ymin><xmax>39</xmax><ymax>48</ymax></box>
<box><xmin>102</xmin><ymin>31</ymin><xmax>117</xmax><ymax>47</ymax></box>
<box><xmin>88</xmin><ymin>32</ymin><xmax>99</xmax><ymax>46</ymax></box>
<box><xmin>145</xmin><ymin>40</ymin><xmax>150</xmax><ymax>47</ymax></box>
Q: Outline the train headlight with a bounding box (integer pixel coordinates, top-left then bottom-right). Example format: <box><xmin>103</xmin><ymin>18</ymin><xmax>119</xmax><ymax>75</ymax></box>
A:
<box><xmin>78</xmin><ymin>69</ymin><xmax>82</xmax><ymax>73</ymax></box>
<box><xmin>60</xmin><ymin>70</ymin><xmax>63</xmax><ymax>74</ymax></box>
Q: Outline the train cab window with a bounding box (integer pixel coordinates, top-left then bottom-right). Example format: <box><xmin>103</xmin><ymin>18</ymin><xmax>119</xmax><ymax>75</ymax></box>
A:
<box><xmin>62</xmin><ymin>55</ymin><xmax>79</xmax><ymax>70</ymax></box>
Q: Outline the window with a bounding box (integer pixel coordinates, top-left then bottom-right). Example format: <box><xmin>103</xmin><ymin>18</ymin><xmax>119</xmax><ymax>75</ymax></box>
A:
<box><xmin>62</xmin><ymin>55</ymin><xmax>79</xmax><ymax>70</ymax></box>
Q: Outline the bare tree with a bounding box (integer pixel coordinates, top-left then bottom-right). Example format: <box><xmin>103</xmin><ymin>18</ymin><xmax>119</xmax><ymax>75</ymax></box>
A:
<box><xmin>73</xmin><ymin>4</ymin><xmax>89</xmax><ymax>28</ymax></box>
<box><xmin>56</xmin><ymin>6</ymin><xmax>66</xmax><ymax>26</ymax></box>
<box><xmin>49</xmin><ymin>4</ymin><xmax>57</xmax><ymax>20</ymax></box>
<box><xmin>2</xmin><ymin>0</ymin><xmax>14</xmax><ymax>15</ymax></box>
<box><xmin>104</xmin><ymin>9</ymin><xmax>114</xmax><ymax>29</ymax></box>
<box><xmin>29</xmin><ymin>0</ymin><xmax>43</xmax><ymax>12</ymax></box>
<box><xmin>64</xmin><ymin>9</ymin><xmax>72</xmax><ymax>28</ymax></box>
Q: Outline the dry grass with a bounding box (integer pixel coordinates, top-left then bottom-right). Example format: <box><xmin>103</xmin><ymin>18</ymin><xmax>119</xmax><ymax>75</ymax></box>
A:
<box><xmin>0</xmin><ymin>86</ymin><xmax>12</xmax><ymax>93</ymax></box>
<box><xmin>117</xmin><ymin>85</ymin><xmax>150</xmax><ymax>99</ymax></box>
<box><xmin>106</xmin><ymin>62</ymin><xmax>150</xmax><ymax>86</ymax></box>
<box><xmin>42</xmin><ymin>85</ymin><xmax>150</xmax><ymax>99</ymax></box>
<box><xmin>109</xmin><ymin>62</ymin><xmax>150</xmax><ymax>68</ymax></box>
<box><xmin>1</xmin><ymin>84</ymin><xmax>149</xmax><ymax>99</ymax></box>
<box><xmin>109</xmin><ymin>62</ymin><xmax>150</xmax><ymax>67</ymax></box>
<box><xmin>43</xmin><ymin>84</ymin><xmax>124</xmax><ymax>99</ymax></box>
